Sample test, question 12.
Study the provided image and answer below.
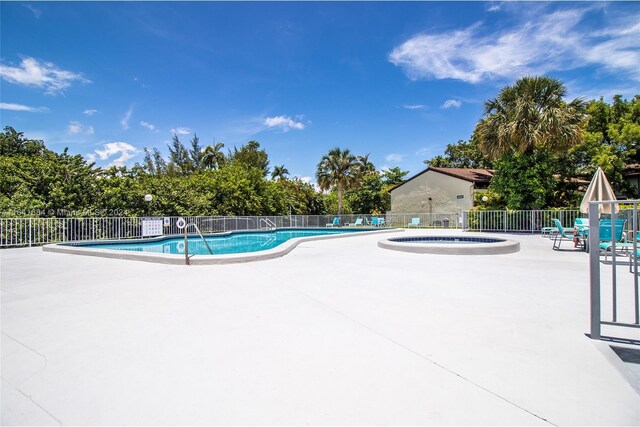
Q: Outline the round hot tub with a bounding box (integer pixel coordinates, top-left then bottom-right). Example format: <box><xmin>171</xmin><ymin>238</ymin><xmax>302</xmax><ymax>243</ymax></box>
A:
<box><xmin>378</xmin><ymin>235</ymin><xmax>520</xmax><ymax>255</ymax></box>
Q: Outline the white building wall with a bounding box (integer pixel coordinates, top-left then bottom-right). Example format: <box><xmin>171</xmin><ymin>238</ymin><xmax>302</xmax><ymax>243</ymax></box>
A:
<box><xmin>390</xmin><ymin>170</ymin><xmax>475</xmax><ymax>213</ymax></box>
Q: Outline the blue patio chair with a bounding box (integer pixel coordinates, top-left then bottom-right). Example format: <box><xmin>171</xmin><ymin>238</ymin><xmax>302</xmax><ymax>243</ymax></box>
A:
<box><xmin>597</xmin><ymin>219</ymin><xmax>628</xmax><ymax>258</ymax></box>
<box><xmin>574</xmin><ymin>218</ymin><xmax>589</xmax><ymax>231</ymax></box>
<box><xmin>371</xmin><ymin>217</ymin><xmax>379</xmax><ymax>226</ymax></box>
<box><xmin>541</xmin><ymin>225</ymin><xmax>558</xmax><ymax>238</ymax></box>
<box><xmin>574</xmin><ymin>218</ymin><xmax>589</xmax><ymax>237</ymax></box>
<box><xmin>552</xmin><ymin>218</ymin><xmax>580</xmax><ymax>250</ymax></box>
<box><xmin>326</xmin><ymin>217</ymin><xmax>340</xmax><ymax>227</ymax></box>
<box><xmin>408</xmin><ymin>217</ymin><xmax>420</xmax><ymax>227</ymax></box>
<box><xmin>347</xmin><ymin>218</ymin><xmax>363</xmax><ymax>227</ymax></box>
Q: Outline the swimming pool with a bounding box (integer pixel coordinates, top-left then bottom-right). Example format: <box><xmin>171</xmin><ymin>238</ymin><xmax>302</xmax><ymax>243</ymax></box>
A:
<box><xmin>80</xmin><ymin>228</ymin><xmax>374</xmax><ymax>255</ymax></box>
<box><xmin>43</xmin><ymin>227</ymin><xmax>396</xmax><ymax>265</ymax></box>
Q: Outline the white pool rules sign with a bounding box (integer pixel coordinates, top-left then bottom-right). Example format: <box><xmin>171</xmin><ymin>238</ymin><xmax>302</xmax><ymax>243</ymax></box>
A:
<box><xmin>142</xmin><ymin>217</ymin><xmax>163</xmax><ymax>237</ymax></box>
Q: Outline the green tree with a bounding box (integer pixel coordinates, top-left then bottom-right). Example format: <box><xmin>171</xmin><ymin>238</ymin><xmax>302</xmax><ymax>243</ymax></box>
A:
<box><xmin>380</xmin><ymin>166</ymin><xmax>409</xmax><ymax>187</ymax></box>
<box><xmin>152</xmin><ymin>148</ymin><xmax>168</xmax><ymax>175</ymax></box>
<box><xmin>357</xmin><ymin>153</ymin><xmax>376</xmax><ymax>176</ymax></box>
<box><xmin>189</xmin><ymin>134</ymin><xmax>202</xmax><ymax>170</ymax></box>
<box><xmin>475</xmin><ymin>76</ymin><xmax>586</xmax><ymax>158</ymax></box>
<box><xmin>167</xmin><ymin>133</ymin><xmax>192</xmax><ymax>175</ymax></box>
<box><xmin>96</xmin><ymin>166</ymin><xmax>146</xmax><ymax>216</ymax></box>
<box><xmin>560</xmin><ymin>95</ymin><xmax>640</xmax><ymax>199</ymax></box>
<box><xmin>271</xmin><ymin>164</ymin><xmax>289</xmax><ymax>181</ymax></box>
<box><xmin>202</xmin><ymin>142</ymin><xmax>225</xmax><ymax>170</ymax></box>
<box><xmin>316</xmin><ymin>147</ymin><xmax>361</xmax><ymax>215</ymax></box>
<box><xmin>425</xmin><ymin>136</ymin><xmax>491</xmax><ymax>168</ymax></box>
<box><xmin>474</xmin><ymin>77</ymin><xmax>588</xmax><ymax>209</ymax></box>
<box><xmin>488</xmin><ymin>149</ymin><xmax>557</xmax><ymax>209</ymax></box>
<box><xmin>347</xmin><ymin>173</ymin><xmax>386</xmax><ymax>214</ymax></box>
<box><xmin>278</xmin><ymin>178</ymin><xmax>325</xmax><ymax>215</ymax></box>
<box><xmin>142</xmin><ymin>148</ymin><xmax>156</xmax><ymax>175</ymax></box>
<box><xmin>230</xmin><ymin>140</ymin><xmax>270</xmax><ymax>177</ymax></box>
<box><xmin>0</xmin><ymin>126</ymin><xmax>46</xmax><ymax>156</ymax></box>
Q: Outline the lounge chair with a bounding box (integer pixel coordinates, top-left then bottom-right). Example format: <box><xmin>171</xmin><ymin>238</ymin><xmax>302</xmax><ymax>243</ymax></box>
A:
<box><xmin>371</xmin><ymin>217</ymin><xmax>386</xmax><ymax>226</ymax></box>
<box><xmin>552</xmin><ymin>218</ymin><xmax>580</xmax><ymax>250</ymax></box>
<box><xmin>408</xmin><ymin>217</ymin><xmax>420</xmax><ymax>227</ymax></box>
<box><xmin>348</xmin><ymin>218</ymin><xmax>363</xmax><ymax>227</ymax></box>
<box><xmin>541</xmin><ymin>225</ymin><xmax>558</xmax><ymax>238</ymax></box>
<box><xmin>574</xmin><ymin>218</ymin><xmax>589</xmax><ymax>237</ymax></box>
<box><xmin>596</xmin><ymin>219</ymin><xmax>628</xmax><ymax>258</ymax></box>
<box><xmin>326</xmin><ymin>217</ymin><xmax>340</xmax><ymax>227</ymax></box>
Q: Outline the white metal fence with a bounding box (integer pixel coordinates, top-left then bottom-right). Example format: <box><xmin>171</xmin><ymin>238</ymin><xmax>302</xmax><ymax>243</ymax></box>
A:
<box><xmin>5</xmin><ymin>210</ymin><xmax>617</xmax><ymax>248</ymax></box>
<box><xmin>1</xmin><ymin>213</ymin><xmax>469</xmax><ymax>248</ymax></box>
<box><xmin>0</xmin><ymin>210</ymin><xmax>595</xmax><ymax>248</ymax></box>
<box><xmin>463</xmin><ymin>209</ymin><xmax>582</xmax><ymax>232</ymax></box>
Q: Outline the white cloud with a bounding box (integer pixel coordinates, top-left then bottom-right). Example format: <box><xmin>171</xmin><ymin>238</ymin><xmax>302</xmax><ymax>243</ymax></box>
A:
<box><xmin>416</xmin><ymin>147</ymin><xmax>433</xmax><ymax>157</ymax></box>
<box><xmin>264</xmin><ymin>115</ymin><xmax>305</xmax><ymax>132</ymax></box>
<box><xmin>67</xmin><ymin>121</ymin><xmax>94</xmax><ymax>135</ymax></box>
<box><xmin>83</xmin><ymin>109</ymin><xmax>98</xmax><ymax>116</ymax></box>
<box><xmin>171</xmin><ymin>127</ymin><xmax>191</xmax><ymax>135</ymax></box>
<box><xmin>567</xmin><ymin>83</ymin><xmax>638</xmax><ymax>103</ymax></box>
<box><xmin>403</xmin><ymin>104</ymin><xmax>425</xmax><ymax>110</ymax></box>
<box><xmin>388</xmin><ymin>6</ymin><xmax>640</xmax><ymax>83</ymax></box>
<box><xmin>140</xmin><ymin>121</ymin><xmax>158</xmax><ymax>132</ymax></box>
<box><xmin>67</xmin><ymin>121</ymin><xmax>83</xmax><ymax>135</ymax></box>
<box><xmin>0</xmin><ymin>102</ymin><xmax>48</xmax><ymax>113</ymax></box>
<box><xmin>92</xmin><ymin>142</ymin><xmax>139</xmax><ymax>167</ymax></box>
<box><xmin>24</xmin><ymin>4</ymin><xmax>42</xmax><ymax>18</ymax></box>
<box><xmin>486</xmin><ymin>3</ymin><xmax>501</xmax><ymax>12</ymax></box>
<box><xmin>385</xmin><ymin>153</ymin><xmax>404</xmax><ymax>163</ymax></box>
<box><xmin>442</xmin><ymin>99</ymin><xmax>462</xmax><ymax>109</ymax></box>
<box><xmin>295</xmin><ymin>175</ymin><xmax>320</xmax><ymax>191</ymax></box>
<box><xmin>0</xmin><ymin>57</ymin><xmax>90</xmax><ymax>95</ymax></box>
<box><xmin>121</xmin><ymin>106</ymin><xmax>133</xmax><ymax>130</ymax></box>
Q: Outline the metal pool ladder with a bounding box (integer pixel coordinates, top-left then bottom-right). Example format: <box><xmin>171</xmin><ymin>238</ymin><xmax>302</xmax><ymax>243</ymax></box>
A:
<box><xmin>183</xmin><ymin>222</ymin><xmax>213</xmax><ymax>265</ymax></box>
<box><xmin>259</xmin><ymin>218</ymin><xmax>277</xmax><ymax>231</ymax></box>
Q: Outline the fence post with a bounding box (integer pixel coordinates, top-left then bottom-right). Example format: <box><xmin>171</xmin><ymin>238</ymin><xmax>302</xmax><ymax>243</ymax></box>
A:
<box><xmin>28</xmin><ymin>218</ymin><xmax>32</xmax><ymax>247</ymax></box>
<box><xmin>588</xmin><ymin>202</ymin><xmax>601</xmax><ymax>339</ymax></box>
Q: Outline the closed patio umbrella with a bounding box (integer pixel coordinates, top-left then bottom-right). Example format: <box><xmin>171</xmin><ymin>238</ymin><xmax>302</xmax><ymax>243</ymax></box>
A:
<box><xmin>579</xmin><ymin>167</ymin><xmax>618</xmax><ymax>214</ymax></box>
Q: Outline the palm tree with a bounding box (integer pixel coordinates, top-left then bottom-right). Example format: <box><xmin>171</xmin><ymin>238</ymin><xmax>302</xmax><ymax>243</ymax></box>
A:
<box><xmin>316</xmin><ymin>147</ymin><xmax>361</xmax><ymax>214</ymax></box>
<box><xmin>271</xmin><ymin>164</ymin><xmax>289</xmax><ymax>181</ymax></box>
<box><xmin>475</xmin><ymin>76</ymin><xmax>586</xmax><ymax>159</ymax></box>
<box><xmin>357</xmin><ymin>153</ymin><xmax>376</xmax><ymax>176</ymax></box>
<box><xmin>202</xmin><ymin>142</ymin><xmax>226</xmax><ymax>170</ymax></box>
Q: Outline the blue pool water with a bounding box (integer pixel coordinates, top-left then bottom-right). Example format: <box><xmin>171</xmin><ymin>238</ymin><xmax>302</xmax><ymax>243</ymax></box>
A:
<box><xmin>77</xmin><ymin>228</ymin><xmax>374</xmax><ymax>256</ymax></box>
<box><xmin>388</xmin><ymin>236</ymin><xmax>506</xmax><ymax>244</ymax></box>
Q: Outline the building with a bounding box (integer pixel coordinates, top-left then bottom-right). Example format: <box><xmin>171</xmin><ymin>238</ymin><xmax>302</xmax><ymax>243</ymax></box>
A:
<box><xmin>389</xmin><ymin>167</ymin><xmax>493</xmax><ymax>213</ymax></box>
<box><xmin>623</xmin><ymin>164</ymin><xmax>640</xmax><ymax>196</ymax></box>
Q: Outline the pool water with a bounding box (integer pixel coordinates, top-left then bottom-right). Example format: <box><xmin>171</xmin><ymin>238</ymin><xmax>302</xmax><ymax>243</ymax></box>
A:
<box><xmin>80</xmin><ymin>228</ymin><xmax>373</xmax><ymax>255</ymax></box>
<box><xmin>389</xmin><ymin>236</ymin><xmax>505</xmax><ymax>244</ymax></box>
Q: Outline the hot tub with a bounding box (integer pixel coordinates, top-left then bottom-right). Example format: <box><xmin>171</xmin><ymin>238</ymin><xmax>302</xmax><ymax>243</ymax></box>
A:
<box><xmin>378</xmin><ymin>235</ymin><xmax>520</xmax><ymax>255</ymax></box>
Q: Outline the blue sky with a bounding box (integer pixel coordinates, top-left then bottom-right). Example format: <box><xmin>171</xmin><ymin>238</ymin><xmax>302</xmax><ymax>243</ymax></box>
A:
<box><xmin>1</xmin><ymin>1</ymin><xmax>639</xmax><ymax>183</ymax></box>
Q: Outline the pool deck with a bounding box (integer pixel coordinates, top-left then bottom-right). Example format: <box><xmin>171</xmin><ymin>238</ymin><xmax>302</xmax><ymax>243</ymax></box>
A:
<box><xmin>1</xmin><ymin>229</ymin><xmax>639</xmax><ymax>425</ymax></box>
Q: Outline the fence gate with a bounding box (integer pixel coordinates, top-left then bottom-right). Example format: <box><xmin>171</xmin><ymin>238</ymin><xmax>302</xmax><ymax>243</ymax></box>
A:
<box><xmin>588</xmin><ymin>201</ymin><xmax>640</xmax><ymax>342</ymax></box>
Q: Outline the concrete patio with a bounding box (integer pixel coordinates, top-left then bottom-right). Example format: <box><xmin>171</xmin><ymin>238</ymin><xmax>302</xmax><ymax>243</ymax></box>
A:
<box><xmin>1</xmin><ymin>229</ymin><xmax>639</xmax><ymax>425</ymax></box>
